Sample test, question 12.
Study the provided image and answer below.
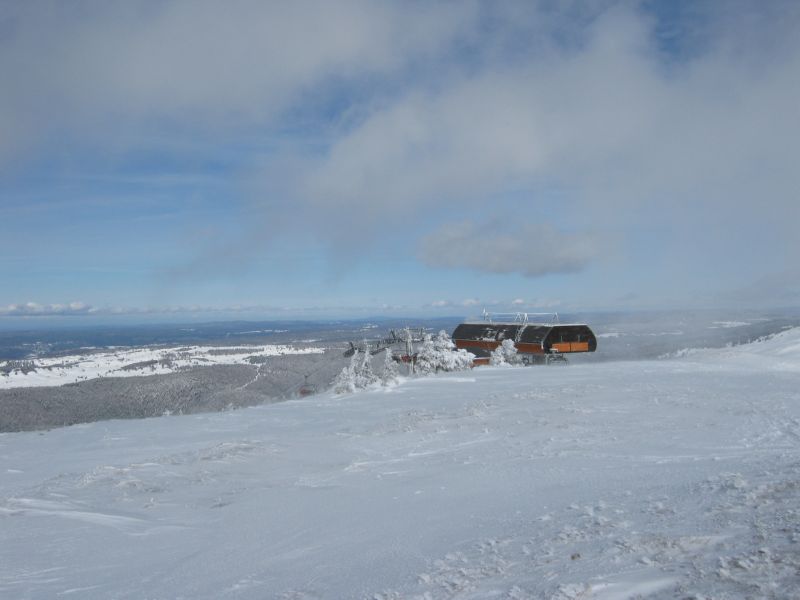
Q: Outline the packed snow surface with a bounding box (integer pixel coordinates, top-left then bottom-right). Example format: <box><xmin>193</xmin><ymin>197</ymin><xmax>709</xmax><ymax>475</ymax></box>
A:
<box><xmin>0</xmin><ymin>344</ymin><xmax>324</xmax><ymax>389</ymax></box>
<box><xmin>2</xmin><ymin>330</ymin><xmax>800</xmax><ymax>598</ymax></box>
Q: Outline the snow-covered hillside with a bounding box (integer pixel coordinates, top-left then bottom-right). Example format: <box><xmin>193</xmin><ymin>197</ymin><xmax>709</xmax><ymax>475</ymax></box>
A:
<box><xmin>0</xmin><ymin>343</ymin><xmax>324</xmax><ymax>389</ymax></box>
<box><xmin>666</xmin><ymin>326</ymin><xmax>800</xmax><ymax>373</ymax></box>
<box><xmin>1</xmin><ymin>330</ymin><xmax>799</xmax><ymax>598</ymax></box>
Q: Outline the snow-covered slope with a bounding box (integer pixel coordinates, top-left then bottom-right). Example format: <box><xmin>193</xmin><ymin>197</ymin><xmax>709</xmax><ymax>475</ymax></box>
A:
<box><xmin>1</xmin><ymin>331</ymin><xmax>799</xmax><ymax>598</ymax></box>
<box><xmin>0</xmin><ymin>343</ymin><xmax>324</xmax><ymax>389</ymax></box>
<box><xmin>666</xmin><ymin>325</ymin><xmax>800</xmax><ymax>372</ymax></box>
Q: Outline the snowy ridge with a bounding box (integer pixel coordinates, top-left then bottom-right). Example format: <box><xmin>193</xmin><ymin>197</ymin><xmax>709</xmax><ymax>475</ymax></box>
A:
<box><xmin>1</xmin><ymin>333</ymin><xmax>799</xmax><ymax>597</ymax></box>
<box><xmin>0</xmin><ymin>343</ymin><xmax>324</xmax><ymax>389</ymax></box>
<box><xmin>664</xmin><ymin>325</ymin><xmax>800</xmax><ymax>371</ymax></box>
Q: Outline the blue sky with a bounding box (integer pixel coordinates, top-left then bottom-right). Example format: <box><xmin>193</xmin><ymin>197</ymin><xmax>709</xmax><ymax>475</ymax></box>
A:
<box><xmin>1</xmin><ymin>0</ymin><xmax>799</xmax><ymax>322</ymax></box>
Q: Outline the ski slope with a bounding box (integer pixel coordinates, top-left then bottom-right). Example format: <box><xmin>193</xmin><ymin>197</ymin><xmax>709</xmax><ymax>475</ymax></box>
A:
<box><xmin>2</xmin><ymin>330</ymin><xmax>799</xmax><ymax>598</ymax></box>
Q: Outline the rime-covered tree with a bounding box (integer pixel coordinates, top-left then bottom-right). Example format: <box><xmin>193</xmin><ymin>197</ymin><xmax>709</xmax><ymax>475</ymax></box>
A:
<box><xmin>415</xmin><ymin>330</ymin><xmax>474</xmax><ymax>374</ymax></box>
<box><xmin>381</xmin><ymin>347</ymin><xmax>400</xmax><ymax>385</ymax></box>
<box><xmin>333</xmin><ymin>345</ymin><xmax>381</xmax><ymax>394</ymax></box>
<box><xmin>490</xmin><ymin>338</ymin><xmax>522</xmax><ymax>366</ymax></box>
<box><xmin>355</xmin><ymin>343</ymin><xmax>379</xmax><ymax>388</ymax></box>
<box><xmin>332</xmin><ymin>351</ymin><xmax>359</xmax><ymax>394</ymax></box>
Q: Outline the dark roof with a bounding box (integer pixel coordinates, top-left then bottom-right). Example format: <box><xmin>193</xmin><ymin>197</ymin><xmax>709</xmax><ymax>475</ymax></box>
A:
<box><xmin>452</xmin><ymin>323</ymin><xmax>523</xmax><ymax>342</ymax></box>
<box><xmin>452</xmin><ymin>322</ymin><xmax>597</xmax><ymax>351</ymax></box>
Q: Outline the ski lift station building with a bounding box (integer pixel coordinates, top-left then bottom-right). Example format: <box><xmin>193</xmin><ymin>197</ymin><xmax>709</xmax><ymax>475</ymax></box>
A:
<box><xmin>452</xmin><ymin>312</ymin><xmax>597</xmax><ymax>362</ymax></box>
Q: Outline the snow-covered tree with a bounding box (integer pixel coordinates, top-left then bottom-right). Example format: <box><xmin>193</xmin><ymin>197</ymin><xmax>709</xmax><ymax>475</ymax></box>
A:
<box><xmin>490</xmin><ymin>338</ymin><xmax>522</xmax><ymax>366</ymax></box>
<box><xmin>381</xmin><ymin>347</ymin><xmax>400</xmax><ymax>385</ymax></box>
<box><xmin>332</xmin><ymin>351</ymin><xmax>359</xmax><ymax>394</ymax></box>
<box><xmin>413</xmin><ymin>334</ymin><xmax>436</xmax><ymax>375</ymax></box>
<box><xmin>415</xmin><ymin>330</ymin><xmax>474</xmax><ymax>375</ymax></box>
<box><xmin>333</xmin><ymin>345</ymin><xmax>381</xmax><ymax>394</ymax></box>
<box><xmin>355</xmin><ymin>343</ymin><xmax>379</xmax><ymax>388</ymax></box>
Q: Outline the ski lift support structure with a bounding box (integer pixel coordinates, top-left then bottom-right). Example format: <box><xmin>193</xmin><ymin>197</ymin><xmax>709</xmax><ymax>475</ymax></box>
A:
<box><xmin>342</xmin><ymin>327</ymin><xmax>427</xmax><ymax>358</ymax></box>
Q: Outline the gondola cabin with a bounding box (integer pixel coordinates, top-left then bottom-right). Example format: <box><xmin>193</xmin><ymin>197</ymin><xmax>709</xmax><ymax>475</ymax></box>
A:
<box><xmin>452</xmin><ymin>312</ymin><xmax>597</xmax><ymax>364</ymax></box>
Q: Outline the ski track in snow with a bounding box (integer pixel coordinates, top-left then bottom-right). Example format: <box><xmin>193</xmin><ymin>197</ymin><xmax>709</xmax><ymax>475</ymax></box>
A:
<box><xmin>1</xmin><ymin>329</ymin><xmax>800</xmax><ymax>598</ymax></box>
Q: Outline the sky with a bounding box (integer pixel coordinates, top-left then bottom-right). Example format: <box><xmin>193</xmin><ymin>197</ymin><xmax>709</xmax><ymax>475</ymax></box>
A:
<box><xmin>1</xmin><ymin>0</ymin><xmax>799</xmax><ymax>322</ymax></box>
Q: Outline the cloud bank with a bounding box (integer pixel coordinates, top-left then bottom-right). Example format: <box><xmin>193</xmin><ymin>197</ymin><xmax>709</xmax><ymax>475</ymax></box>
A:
<box><xmin>0</xmin><ymin>302</ymin><xmax>96</xmax><ymax>317</ymax></box>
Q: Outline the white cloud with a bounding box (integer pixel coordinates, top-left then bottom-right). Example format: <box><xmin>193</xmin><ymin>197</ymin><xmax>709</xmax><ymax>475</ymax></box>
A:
<box><xmin>0</xmin><ymin>301</ymin><xmax>406</xmax><ymax>318</ymax></box>
<box><xmin>0</xmin><ymin>0</ymin><xmax>476</xmax><ymax>161</ymax></box>
<box><xmin>0</xmin><ymin>302</ymin><xmax>96</xmax><ymax>316</ymax></box>
<box><xmin>273</xmin><ymin>3</ymin><xmax>800</xmax><ymax>284</ymax></box>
